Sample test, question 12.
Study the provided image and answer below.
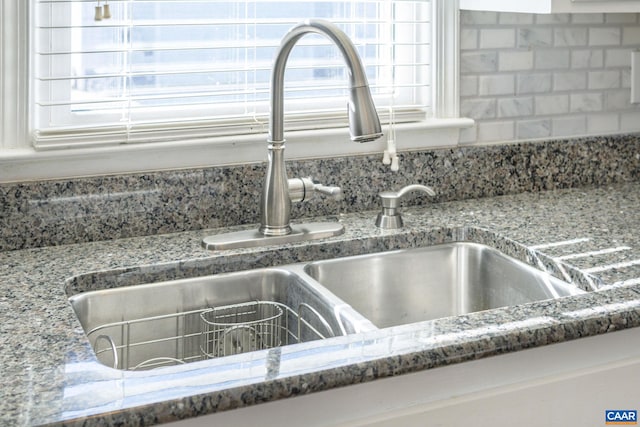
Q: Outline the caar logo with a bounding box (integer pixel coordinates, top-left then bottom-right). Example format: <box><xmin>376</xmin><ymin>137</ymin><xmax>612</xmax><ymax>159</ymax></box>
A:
<box><xmin>606</xmin><ymin>410</ymin><xmax>637</xmax><ymax>425</ymax></box>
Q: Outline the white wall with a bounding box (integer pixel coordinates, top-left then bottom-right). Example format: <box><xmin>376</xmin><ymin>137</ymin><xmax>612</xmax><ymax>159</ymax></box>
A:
<box><xmin>460</xmin><ymin>11</ymin><xmax>640</xmax><ymax>143</ymax></box>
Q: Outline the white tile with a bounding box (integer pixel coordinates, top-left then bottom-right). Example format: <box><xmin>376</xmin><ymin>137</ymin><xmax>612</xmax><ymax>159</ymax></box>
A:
<box><xmin>552</xmin><ymin>116</ymin><xmax>587</xmax><ymax>137</ymax></box>
<box><xmin>517</xmin><ymin>73</ymin><xmax>552</xmax><ymax>94</ymax></box>
<box><xmin>571</xmin><ymin>49</ymin><xmax>604</xmax><ymax>69</ymax></box>
<box><xmin>622</xmin><ymin>68</ymin><xmax>631</xmax><ymax>88</ymax></box>
<box><xmin>498</xmin><ymin>97</ymin><xmax>534</xmax><ymax>117</ymax></box>
<box><xmin>535</xmin><ymin>95</ymin><xmax>570</xmax><ymax>115</ymax></box>
<box><xmin>477</xmin><ymin>121</ymin><xmax>515</xmax><ymax>142</ymax></box>
<box><xmin>589</xmin><ymin>27</ymin><xmax>622</xmax><ymax>46</ymax></box>
<box><xmin>499</xmin><ymin>51</ymin><xmax>534</xmax><ymax>71</ymax></box>
<box><xmin>460</xmin><ymin>76</ymin><xmax>478</xmax><ymax>97</ymax></box>
<box><xmin>461</xmin><ymin>99</ymin><xmax>497</xmax><ymax>120</ymax></box>
<box><xmin>461</xmin><ymin>29</ymin><xmax>478</xmax><ymax>50</ymax></box>
<box><xmin>570</xmin><ymin>93</ymin><xmax>604</xmax><ymax>112</ymax></box>
<box><xmin>461</xmin><ymin>51</ymin><xmax>499</xmax><ymax>73</ymax></box>
<box><xmin>517</xmin><ymin>119</ymin><xmax>551</xmax><ymax>139</ymax></box>
<box><xmin>461</xmin><ymin>11</ymin><xmax>498</xmax><ymax>25</ymax></box>
<box><xmin>458</xmin><ymin>126</ymin><xmax>478</xmax><ymax>144</ymax></box>
<box><xmin>480</xmin><ymin>29</ymin><xmax>516</xmax><ymax>49</ymax></box>
<box><xmin>605</xmin><ymin>48</ymin><xmax>633</xmax><ymax>68</ymax></box>
<box><xmin>535</xmin><ymin>49</ymin><xmax>570</xmax><ymax>70</ymax></box>
<box><xmin>554</xmin><ymin>28</ymin><xmax>588</xmax><ymax>47</ymax></box>
<box><xmin>587</xmin><ymin>113</ymin><xmax>620</xmax><ymax>133</ymax></box>
<box><xmin>572</xmin><ymin>14</ymin><xmax>604</xmax><ymax>24</ymax></box>
<box><xmin>605</xmin><ymin>14</ymin><xmax>638</xmax><ymax>24</ymax></box>
<box><xmin>588</xmin><ymin>70</ymin><xmax>621</xmax><ymax>90</ymax></box>
<box><xmin>499</xmin><ymin>13</ymin><xmax>534</xmax><ymax>25</ymax></box>
<box><xmin>478</xmin><ymin>75</ymin><xmax>515</xmax><ymax>96</ymax></box>
<box><xmin>535</xmin><ymin>14</ymin><xmax>570</xmax><ymax>25</ymax></box>
<box><xmin>604</xmin><ymin>89</ymin><xmax>631</xmax><ymax>110</ymax></box>
<box><xmin>621</xmin><ymin>111</ymin><xmax>640</xmax><ymax>131</ymax></box>
<box><xmin>554</xmin><ymin>71</ymin><xmax>587</xmax><ymax>91</ymax></box>
<box><xmin>519</xmin><ymin>28</ymin><xmax>553</xmax><ymax>48</ymax></box>
<box><xmin>622</xmin><ymin>27</ymin><xmax>640</xmax><ymax>46</ymax></box>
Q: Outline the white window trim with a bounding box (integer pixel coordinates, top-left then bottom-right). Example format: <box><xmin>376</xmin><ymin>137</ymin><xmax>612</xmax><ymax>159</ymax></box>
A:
<box><xmin>1</xmin><ymin>0</ymin><xmax>29</xmax><ymax>152</ymax></box>
<box><xmin>0</xmin><ymin>0</ymin><xmax>471</xmax><ymax>183</ymax></box>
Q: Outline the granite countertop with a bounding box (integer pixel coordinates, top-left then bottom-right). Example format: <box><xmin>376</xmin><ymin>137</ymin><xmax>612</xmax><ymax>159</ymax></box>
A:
<box><xmin>3</xmin><ymin>182</ymin><xmax>640</xmax><ymax>426</ymax></box>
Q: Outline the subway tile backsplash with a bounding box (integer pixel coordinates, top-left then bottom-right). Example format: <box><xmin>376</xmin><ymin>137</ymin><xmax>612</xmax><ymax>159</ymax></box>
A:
<box><xmin>460</xmin><ymin>11</ymin><xmax>640</xmax><ymax>144</ymax></box>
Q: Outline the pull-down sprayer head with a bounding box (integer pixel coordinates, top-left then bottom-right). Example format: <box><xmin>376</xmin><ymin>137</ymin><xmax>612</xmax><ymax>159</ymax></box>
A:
<box><xmin>349</xmin><ymin>85</ymin><xmax>383</xmax><ymax>142</ymax></box>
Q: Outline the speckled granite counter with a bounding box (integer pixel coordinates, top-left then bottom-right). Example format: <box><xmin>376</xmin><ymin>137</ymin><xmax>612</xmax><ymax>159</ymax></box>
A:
<box><xmin>3</xmin><ymin>134</ymin><xmax>639</xmax><ymax>252</ymax></box>
<box><xmin>3</xmin><ymin>181</ymin><xmax>640</xmax><ymax>426</ymax></box>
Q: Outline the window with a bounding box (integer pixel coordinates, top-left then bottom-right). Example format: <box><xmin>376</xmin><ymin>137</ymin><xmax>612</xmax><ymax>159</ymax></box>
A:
<box><xmin>0</xmin><ymin>0</ymin><xmax>464</xmax><ymax>181</ymax></box>
<box><xmin>34</xmin><ymin>0</ymin><xmax>431</xmax><ymax>148</ymax></box>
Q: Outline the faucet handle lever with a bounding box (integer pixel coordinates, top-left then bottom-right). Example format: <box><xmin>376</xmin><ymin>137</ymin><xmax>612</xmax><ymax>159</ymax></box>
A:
<box><xmin>289</xmin><ymin>177</ymin><xmax>343</xmax><ymax>203</ymax></box>
<box><xmin>313</xmin><ymin>183</ymin><xmax>343</xmax><ymax>200</ymax></box>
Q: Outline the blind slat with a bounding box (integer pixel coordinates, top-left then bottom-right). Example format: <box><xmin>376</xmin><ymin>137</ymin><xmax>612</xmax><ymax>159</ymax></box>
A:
<box><xmin>38</xmin><ymin>40</ymin><xmax>431</xmax><ymax>56</ymax></box>
<box><xmin>36</xmin><ymin>82</ymin><xmax>433</xmax><ymax>108</ymax></box>
<box><xmin>37</xmin><ymin>58</ymin><xmax>432</xmax><ymax>81</ymax></box>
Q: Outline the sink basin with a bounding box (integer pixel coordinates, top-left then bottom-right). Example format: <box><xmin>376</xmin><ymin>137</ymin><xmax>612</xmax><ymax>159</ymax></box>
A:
<box><xmin>69</xmin><ymin>239</ymin><xmax>585</xmax><ymax>370</ymax></box>
<box><xmin>69</xmin><ymin>268</ymin><xmax>363</xmax><ymax>371</ymax></box>
<box><xmin>304</xmin><ymin>242</ymin><xmax>584</xmax><ymax>328</ymax></box>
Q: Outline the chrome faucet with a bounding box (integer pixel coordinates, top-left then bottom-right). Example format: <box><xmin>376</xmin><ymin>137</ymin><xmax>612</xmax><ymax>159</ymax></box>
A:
<box><xmin>261</xmin><ymin>19</ymin><xmax>383</xmax><ymax>236</ymax></box>
<box><xmin>203</xmin><ymin>19</ymin><xmax>383</xmax><ymax>250</ymax></box>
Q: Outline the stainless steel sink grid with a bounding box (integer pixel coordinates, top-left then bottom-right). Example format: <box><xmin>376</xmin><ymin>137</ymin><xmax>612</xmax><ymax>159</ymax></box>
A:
<box><xmin>85</xmin><ymin>300</ymin><xmax>331</xmax><ymax>370</ymax></box>
<box><xmin>201</xmin><ymin>301</ymin><xmax>287</xmax><ymax>359</ymax></box>
<box><xmin>304</xmin><ymin>242</ymin><xmax>585</xmax><ymax>328</ymax></box>
<box><xmin>200</xmin><ymin>300</ymin><xmax>334</xmax><ymax>359</ymax></box>
<box><xmin>88</xmin><ymin>306</ymin><xmax>208</xmax><ymax>370</ymax></box>
<box><xmin>69</xmin><ymin>269</ymin><xmax>346</xmax><ymax>371</ymax></box>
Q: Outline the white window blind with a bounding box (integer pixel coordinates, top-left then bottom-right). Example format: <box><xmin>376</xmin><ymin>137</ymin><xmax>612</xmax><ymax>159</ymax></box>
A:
<box><xmin>32</xmin><ymin>0</ymin><xmax>432</xmax><ymax>149</ymax></box>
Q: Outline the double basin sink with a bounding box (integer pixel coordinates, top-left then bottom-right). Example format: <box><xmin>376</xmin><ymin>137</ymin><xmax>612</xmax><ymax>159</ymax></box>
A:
<box><xmin>69</xmin><ymin>240</ymin><xmax>584</xmax><ymax>371</ymax></box>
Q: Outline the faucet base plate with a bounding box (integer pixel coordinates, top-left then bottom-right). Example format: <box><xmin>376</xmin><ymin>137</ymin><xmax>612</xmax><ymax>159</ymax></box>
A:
<box><xmin>202</xmin><ymin>222</ymin><xmax>345</xmax><ymax>251</ymax></box>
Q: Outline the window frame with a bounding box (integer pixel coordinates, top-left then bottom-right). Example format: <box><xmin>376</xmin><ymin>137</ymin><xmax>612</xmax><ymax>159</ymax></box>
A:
<box><xmin>0</xmin><ymin>0</ymin><xmax>469</xmax><ymax>183</ymax></box>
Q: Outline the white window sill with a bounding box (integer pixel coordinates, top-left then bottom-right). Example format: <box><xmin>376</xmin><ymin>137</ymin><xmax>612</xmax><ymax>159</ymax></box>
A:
<box><xmin>0</xmin><ymin>118</ymin><xmax>473</xmax><ymax>183</ymax></box>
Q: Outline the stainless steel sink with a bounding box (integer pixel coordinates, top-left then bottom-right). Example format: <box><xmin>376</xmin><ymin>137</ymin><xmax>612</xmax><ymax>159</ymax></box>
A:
<box><xmin>69</xmin><ymin>240</ymin><xmax>584</xmax><ymax>370</ymax></box>
<box><xmin>304</xmin><ymin>242</ymin><xmax>584</xmax><ymax>328</ymax></box>
<box><xmin>69</xmin><ymin>268</ymin><xmax>366</xmax><ymax>371</ymax></box>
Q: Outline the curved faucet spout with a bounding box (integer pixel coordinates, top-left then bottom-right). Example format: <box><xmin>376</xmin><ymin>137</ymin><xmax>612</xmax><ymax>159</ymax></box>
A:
<box><xmin>260</xmin><ymin>19</ymin><xmax>383</xmax><ymax>237</ymax></box>
<box><xmin>269</xmin><ymin>19</ymin><xmax>383</xmax><ymax>144</ymax></box>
